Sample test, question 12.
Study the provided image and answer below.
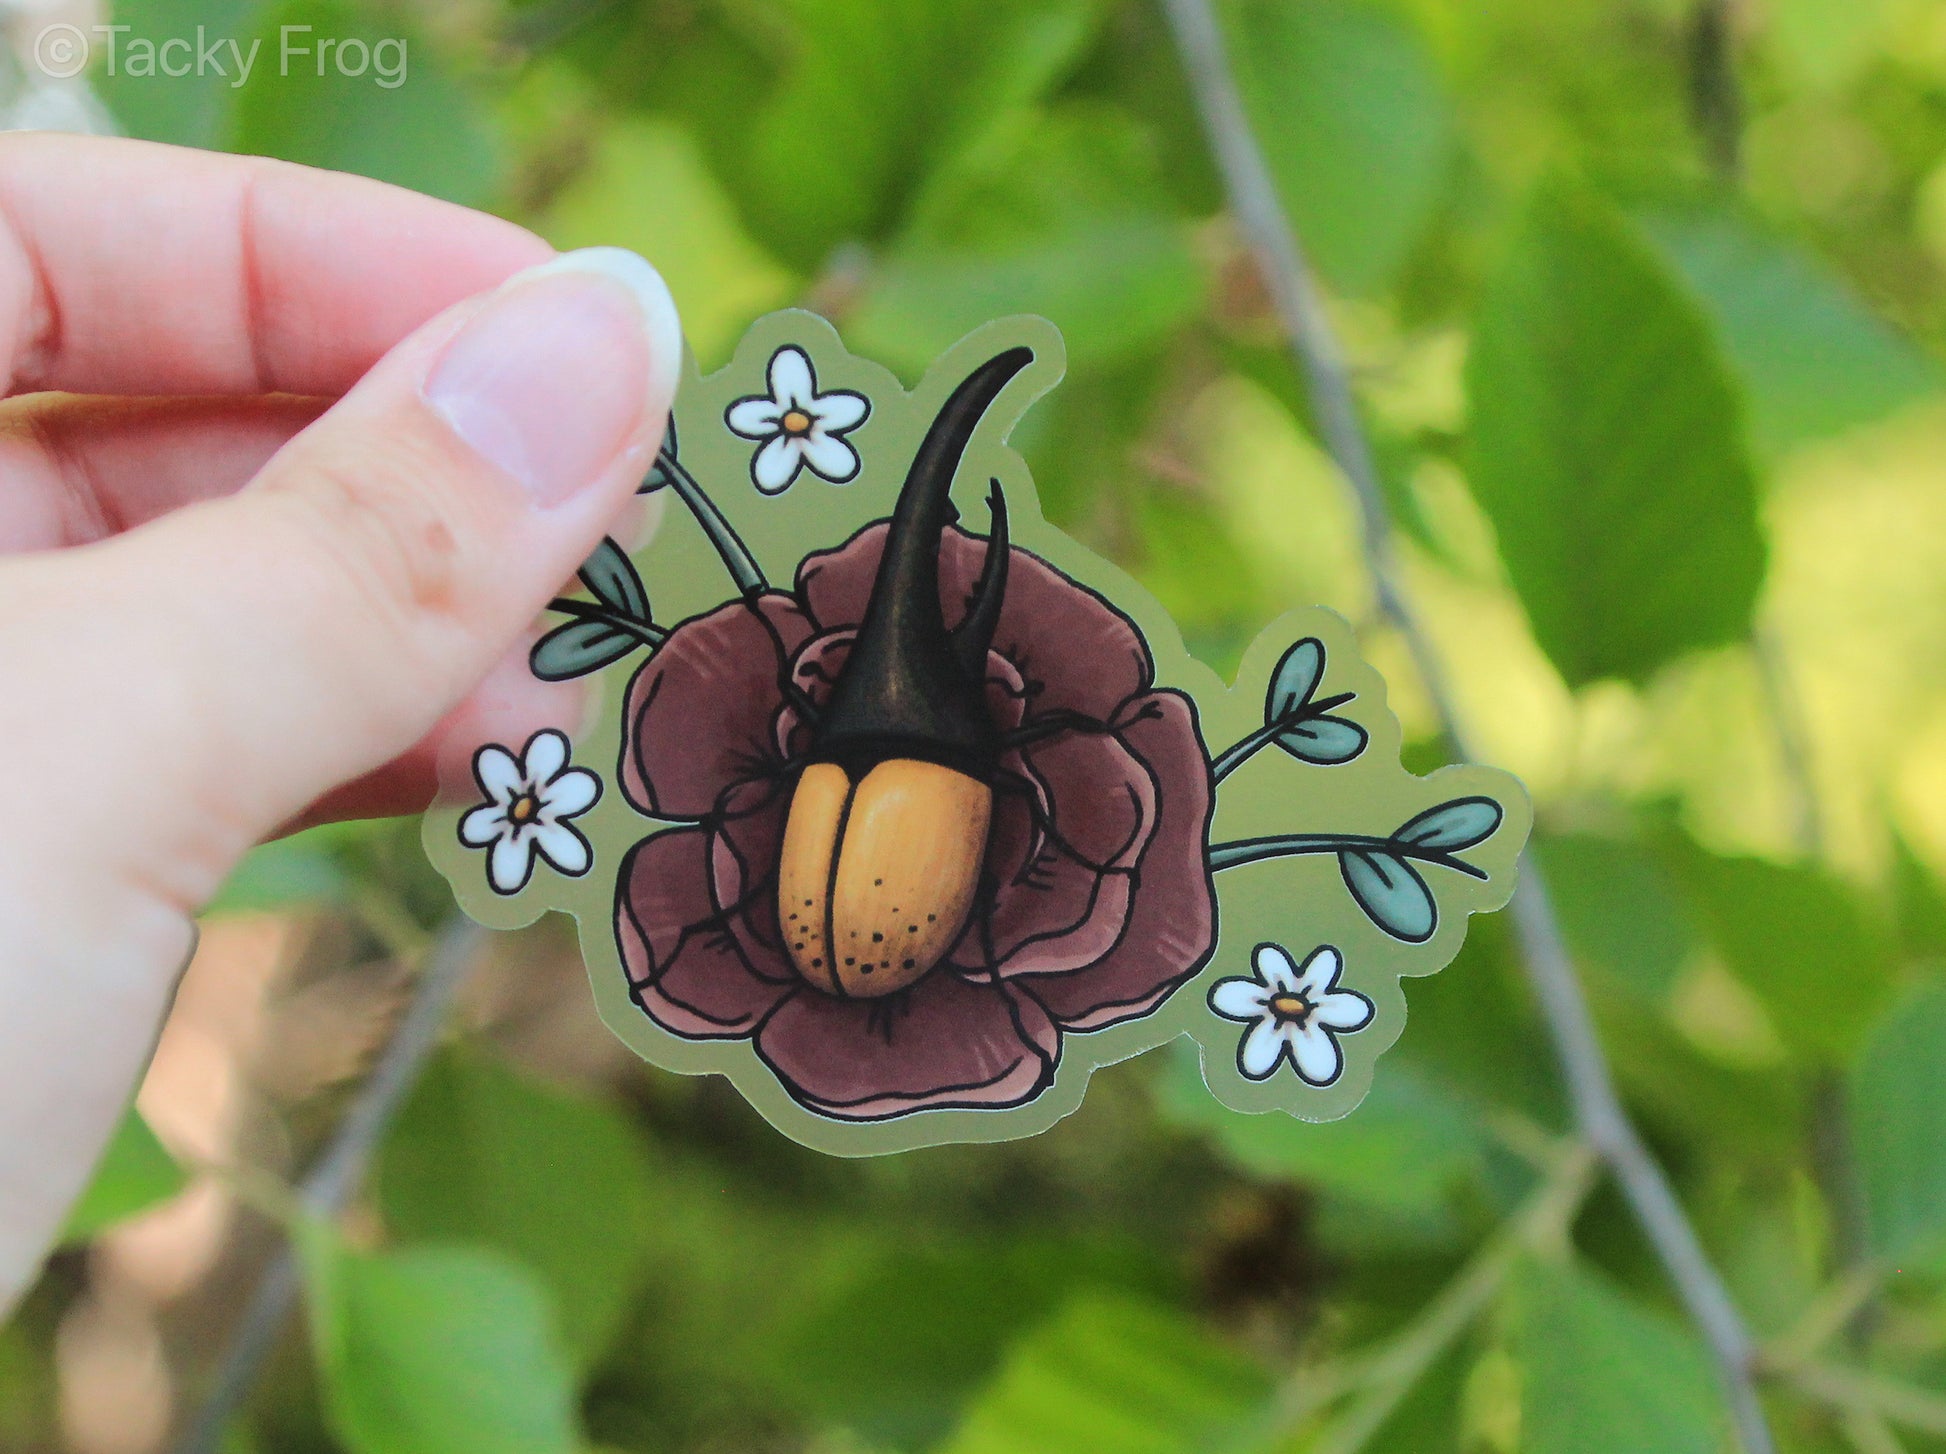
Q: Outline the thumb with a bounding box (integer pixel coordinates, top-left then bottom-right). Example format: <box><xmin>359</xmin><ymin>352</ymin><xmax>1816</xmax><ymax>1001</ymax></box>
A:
<box><xmin>0</xmin><ymin>247</ymin><xmax>678</xmax><ymax>1303</ymax></box>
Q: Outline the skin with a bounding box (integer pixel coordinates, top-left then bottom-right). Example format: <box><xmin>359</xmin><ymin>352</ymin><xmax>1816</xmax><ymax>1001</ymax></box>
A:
<box><xmin>0</xmin><ymin>134</ymin><xmax>680</xmax><ymax>1311</ymax></box>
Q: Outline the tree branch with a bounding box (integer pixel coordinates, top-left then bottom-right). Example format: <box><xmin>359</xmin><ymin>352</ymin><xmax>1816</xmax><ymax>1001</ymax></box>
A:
<box><xmin>1155</xmin><ymin>2</ymin><xmax>1776</xmax><ymax>1449</ymax></box>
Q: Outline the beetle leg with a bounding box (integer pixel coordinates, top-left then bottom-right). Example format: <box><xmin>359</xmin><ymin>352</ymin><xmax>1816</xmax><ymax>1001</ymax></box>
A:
<box><xmin>989</xmin><ymin>765</ymin><xmax>1145</xmax><ymax>878</ymax></box>
<box><xmin>999</xmin><ymin>699</ymin><xmax>1164</xmax><ymax>751</ymax></box>
<box><xmin>738</xmin><ymin>595</ymin><xmax>825</xmax><ymax>728</ymax></box>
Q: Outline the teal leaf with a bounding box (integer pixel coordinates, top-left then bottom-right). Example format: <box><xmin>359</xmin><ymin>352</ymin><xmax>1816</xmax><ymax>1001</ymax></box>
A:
<box><xmin>1265</xmin><ymin>637</ymin><xmax>1326</xmax><ymax>720</ymax></box>
<box><xmin>62</xmin><ymin>1109</ymin><xmax>185</xmax><ymax>1243</ymax></box>
<box><xmin>1274</xmin><ymin>715</ymin><xmax>1368</xmax><ymax>765</ymax></box>
<box><xmin>1394</xmin><ymin>797</ymin><xmax>1504</xmax><ymax>852</ymax></box>
<box><xmin>529</xmin><ymin>620</ymin><xmax>644</xmax><ymax>683</ymax></box>
<box><xmin>575</xmin><ymin>538</ymin><xmax>649</xmax><ymax>621</ymax></box>
<box><xmin>1464</xmin><ymin>177</ymin><xmax>1766</xmax><ymax>686</ymax></box>
<box><xmin>1851</xmin><ymin>983</ymin><xmax>1946</xmax><ymax>1265</ymax></box>
<box><xmin>1340</xmin><ymin>850</ymin><xmax>1437</xmax><ymax>943</ymax></box>
<box><xmin>301</xmin><ymin>1232</ymin><xmax>579</xmax><ymax>1454</ymax></box>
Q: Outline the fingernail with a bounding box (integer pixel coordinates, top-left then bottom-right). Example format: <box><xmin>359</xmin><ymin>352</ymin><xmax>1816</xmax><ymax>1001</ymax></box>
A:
<box><xmin>423</xmin><ymin>247</ymin><xmax>682</xmax><ymax>508</ymax></box>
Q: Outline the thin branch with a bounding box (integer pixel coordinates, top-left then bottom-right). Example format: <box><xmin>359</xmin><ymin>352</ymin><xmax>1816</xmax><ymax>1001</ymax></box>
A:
<box><xmin>1155</xmin><ymin>2</ymin><xmax>1776</xmax><ymax>1450</ymax></box>
<box><xmin>1688</xmin><ymin>0</ymin><xmax>1744</xmax><ymax>183</ymax></box>
<box><xmin>1790</xmin><ymin>1362</ymin><xmax>1946</xmax><ymax>1438</ymax></box>
<box><xmin>173</xmin><ymin>918</ymin><xmax>486</xmax><ymax>1454</ymax></box>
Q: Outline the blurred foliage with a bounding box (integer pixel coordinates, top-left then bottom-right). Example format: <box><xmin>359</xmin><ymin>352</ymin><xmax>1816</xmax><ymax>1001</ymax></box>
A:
<box><xmin>34</xmin><ymin>0</ymin><xmax>1946</xmax><ymax>1450</ymax></box>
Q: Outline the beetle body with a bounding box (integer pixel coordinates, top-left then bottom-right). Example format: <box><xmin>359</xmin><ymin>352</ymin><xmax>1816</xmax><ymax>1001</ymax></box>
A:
<box><xmin>776</xmin><ymin>348</ymin><xmax>1033</xmax><ymax>999</ymax></box>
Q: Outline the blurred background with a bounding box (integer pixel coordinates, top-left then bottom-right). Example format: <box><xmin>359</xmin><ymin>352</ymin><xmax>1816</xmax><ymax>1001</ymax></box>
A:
<box><xmin>7</xmin><ymin>0</ymin><xmax>1946</xmax><ymax>1449</ymax></box>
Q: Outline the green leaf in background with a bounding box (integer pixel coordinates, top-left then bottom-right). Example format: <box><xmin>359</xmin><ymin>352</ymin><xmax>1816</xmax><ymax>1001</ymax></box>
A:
<box><xmin>206</xmin><ymin>821</ymin><xmax>359</xmax><ymax>914</ymax></box>
<box><xmin>1637</xmin><ymin>205</ymin><xmax>1939</xmax><ymax>456</ymax></box>
<box><xmin>301</xmin><ymin>1231</ymin><xmax>578</xmax><ymax>1454</ymax></box>
<box><xmin>1535</xmin><ymin>834</ymin><xmax>1698</xmax><ymax>1001</ymax></box>
<box><xmin>230</xmin><ymin>0</ymin><xmax>500</xmax><ymax>207</ymax></box>
<box><xmin>1509</xmin><ymin>1259</ymin><xmax>1723</xmax><ymax>1454</ymax></box>
<box><xmin>1850</xmin><ymin>982</ymin><xmax>1946</xmax><ymax>1265</ymax></box>
<box><xmin>377</xmin><ymin>1048</ymin><xmax>653</xmax><ymax>1369</ymax></box>
<box><xmin>93</xmin><ymin>0</ymin><xmax>269</xmax><ymax>146</ymax></box>
<box><xmin>1665</xmin><ymin>840</ymin><xmax>1895</xmax><ymax>1065</ymax></box>
<box><xmin>61</xmin><ymin>1109</ymin><xmax>185</xmax><ymax>1243</ymax></box>
<box><xmin>1227</xmin><ymin>0</ymin><xmax>1455</xmax><ymax>296</ymax></box>
<box><xmin>935</xmin><ymin>1291</ymin><xmax>1269</xmax><ymax>1454</ymax></box>
<box><xmin>1341</xmin><ymin>849</ymin><xmax>1437</xmax><ymax>942</ymax></box>
<box><xmin>1464</xmin><ymin>177</ymin><xmax>1766</xmax><ymax>687</ymax></box>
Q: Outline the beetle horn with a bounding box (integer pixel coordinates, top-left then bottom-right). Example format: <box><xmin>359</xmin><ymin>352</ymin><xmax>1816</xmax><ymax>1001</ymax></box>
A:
<box><xmin>811</xmin><ymin>346</ymin><xmax>1034</xmax><ymax>772</ymax></box>
<box><xmin>953</xmin><ymin>479</ymin><xmax>1009</xmax><ymax>678</ymax></box>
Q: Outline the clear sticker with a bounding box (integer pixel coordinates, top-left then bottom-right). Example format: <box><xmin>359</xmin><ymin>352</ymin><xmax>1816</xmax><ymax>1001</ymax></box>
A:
<box><xmin>423</xmin><ymin>312</ymin><xmax>1531</xmax><ymax>1156</ymax></box>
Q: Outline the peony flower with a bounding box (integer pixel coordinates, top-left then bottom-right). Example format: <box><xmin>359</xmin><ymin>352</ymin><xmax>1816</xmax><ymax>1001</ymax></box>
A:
<box><xmin>458</xmin><ymin>730</ymin><xmax>602</xmax><ymax>896</ymax></box>
<box><xmin>1208</xmin><ymin>943</ymin><xmax>1374</xmax><ymax>1086</ymax></box>
<box><xmin>612</xmin><ymin>523</ymin><xmax>1216</xmax><ymax>1120</ymax></box>
<box><xmin>725</xmin><ymin>345</ymin><xmax>870</xmax><ymax>493</ymax></box>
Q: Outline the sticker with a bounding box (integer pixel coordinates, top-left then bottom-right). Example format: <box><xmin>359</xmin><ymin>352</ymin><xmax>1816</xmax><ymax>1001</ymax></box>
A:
<box><xmin>424</xmin><ymin>312</ymin><xmax>1530</xmax><ymax>1155</ymax></box>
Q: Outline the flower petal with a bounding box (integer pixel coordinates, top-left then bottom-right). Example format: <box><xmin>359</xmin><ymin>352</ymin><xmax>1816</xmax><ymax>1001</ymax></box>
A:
<box><xmin>618</xmin><ymin>828</ymin><xmax>796</xmax><ymax>1037</ymax></box>
<box><xmin>523</xmin><ymin>729</ymin><xmax>569</xmax><ymax>786</ymax></box>
<box><xmin>755</xmin><ymin>972</ymin><xmax>1058</xmax><ymax>1119</ymax></box>
<box><xmin>488</xmin><ymin>831</ymin><xmax>537</xmax><ymax>895</ymax></box>
<box><xmin>753</xmin><ymin>433</ymin><xmax>804</xmax><ymax>493</ymax></box>
<box><xmin>769</xmin><ymin>346</ymin><xmax>816</xmax><ymax>409</ymax></box>
<box><xmin>1291</xmin><ymin>944</ymin><xmax>1341</xmax><ymax>997</ymax></box>
<box><xmin>710</xmin><ymin>776</ymin><xmax>795</xmax><ymax>979</ymax></box>
<box><xmin>1290</xmin><ymin>1024</ymin><xmax>1346</xmax><ymax>1087</ymax></box>
<box><xmin>458</xmin><ymin>803</ymin><xmax>506</xmax><ymax>847</ymax></box>
<box><xmin>1209</xmin><ymin>976</ymin><xmax>1271</xmax><ymax>1022</ymax></box>
<box><xmin>531</xmin><ymin>821</ymin><xmax>591</xmax><ymax>877</ymax></box>
<box><xmin>542</xmin><ymin>767</ymin><xmax>600</xmax><ymax>820</ymax></box>
<box><xmin>1238</xmin><ymin>1018</ymin><xmax>1288</xmax><ymax>1080</ymax></box>
<box><xmin>810</xmin><ymin>389</ymin><xmax>868</xmax><ymax>432</ymax></box>
<box><xmin>1254</xmin><ymin>943</ymin><xmax>1302</xmax><ymax>994</ymax></box>
<box><xmin>1315</xmin><ymin>988</ymin><xmax>1375</xmax><ymax>1035</ymax></box>
<box><xmin>726</xmin><ymin>396</ymin><xmax>782</xmax><ymax>438</ymax></box>
<box><xmin>473</xmin><ymin>745</ymin><xmax>523</xmax><ymax>802</ymax></box>
<box><xmin>619</xmin><ymin>594</ymin><xmax>814</xmax><ymax>820</ymax></box>
<box><xmin>1020</xmin><ymin>692</ymin><xmax>1216</xmax><ymax>1031</ymax></box>
<box><xmin>797</xmin><ymin>430</ymin><xmax>861</xmax><ymax>484</ymax></box>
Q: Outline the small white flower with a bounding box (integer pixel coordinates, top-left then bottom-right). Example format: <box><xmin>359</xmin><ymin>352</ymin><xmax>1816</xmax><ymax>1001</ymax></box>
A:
<box><xmin>457</xmin><ymin>730</ymin><xmax>602</xmax><ymax>896</ymax></box>
<box><xmin>725</xmin><ymin>344</ymin><xmax>870</xmax><ymax>493</ymax></box>
<box><xmin>1208</xmin><ymin>943</ymin><xmax>1374</xmax><ymax>1087</ymax></box>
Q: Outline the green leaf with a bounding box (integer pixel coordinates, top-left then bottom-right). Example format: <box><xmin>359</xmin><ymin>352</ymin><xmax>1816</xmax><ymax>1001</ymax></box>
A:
<box><xmin>62</xmin><ymin>1110</ymin><xmax>185</xmax><ymax>1243</ymax></box>
<box><xmin>529</xmin><ymin>620</ymin><xmax>645</xmax><ymax>682</ymax></box>
<box><xmin>936</xmin><ymin>1291</ymin><xmax>1269</xmax><ymax>1454</ymax></box>
<box><xmin>94</xmin><ymin>0</ymin><xmax>269</xmax><ymax>146</ymax></box>
<box><xmin>301</xmin><ymin>1232</ymin><xmax>579</xmax><ymax>1454</ymax></box>
<box><xmin>1534</xmin><ymin>834</ymin><xmax>1697</xmax><ymax>1001</ymax></box>
<box><xmin>1274</xmin><ymin>716</ymin><xmax>1368</xmax><ymax>766</ymax></box>
<box><xmin>1266</xmin><ymin>638</ymin><xmax>1325</xmax><ymax>720</ymax></box>
<box><xmin>377</xmin><ymin>1048</ymin><xmax>653</xmax><ymax>1369</ymax></box>
<box><xmin>206</xmin><ymin>821</ymin><xmax>361</xmax><ymax>913</ymax></box>
<box><xmin>1464</xmin><ymin>177</ymin><xmax>1766</xmax><ymax>686</ymax></box>
<box><xmin>1228</xmin><ymin>0</ymin><xmax>1455</xmax><ymax>295</ymax></box>
<box><xmin>1341</xmin><ymin>850</ymin><xmax>1437</xmax><ymax>943</ymax></box>
<box><xmin>1851</xmin><ymin>983</ymin><xmax>1946</xmax><ymax>1264</ymax></box>
<box><xmin>575</xmin><ymin>539</ymin><xmax>649</xmax><ymax>621</ymax></box>
<box><xmin>1638</xmin><ymin>204</ymin><xmax>1939</xmax><ymax>456</ymax></box>
<box><xmin>1394</xmin><ymin>797</ymin><xmax>1504</xmax><ymax>852</ymax></box>
<box><xmin>1509</xmin><ymin>1259</ymin><xmax>1723</xmax><ymax>1454</ymax></box>
<box><xmin>229</xmin><ymin>0</ymin><xmax>500</xmax><ymax>206</ymax></box>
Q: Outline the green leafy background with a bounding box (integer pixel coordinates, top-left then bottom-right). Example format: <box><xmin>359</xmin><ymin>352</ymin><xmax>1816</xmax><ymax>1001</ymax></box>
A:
<box><xmin>26</xmin><ymin>0</ymin><xmax>1946</xmax><ymax>1450</ymax></box>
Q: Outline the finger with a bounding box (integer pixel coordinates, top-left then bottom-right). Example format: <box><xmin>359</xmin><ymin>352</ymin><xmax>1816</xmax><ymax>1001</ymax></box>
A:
<box><xmin>0</xmin><ymin>394</ymin><xmax>325</xmax><ymax>551</ymax></box>
<box><xmin>0</xmin><ymin>133</ymin><xmax>552</xmax><ymax>397</ymax></box>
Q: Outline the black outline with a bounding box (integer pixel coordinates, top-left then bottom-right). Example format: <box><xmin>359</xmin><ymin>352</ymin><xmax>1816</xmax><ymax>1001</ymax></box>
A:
<box><xmin>726</xmin><ymin>344</ymin><xmax>871</xmax><ymax>494</ymax></box>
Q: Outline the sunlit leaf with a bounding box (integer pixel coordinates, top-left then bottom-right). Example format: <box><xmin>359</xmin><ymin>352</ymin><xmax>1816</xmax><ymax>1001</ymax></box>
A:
<box><xmin>378</xmin><ymin>1048</ymin><xmax>653</xmax><ymax>1369</ymax></box>
<box><xmin>936</xmin><ymin>1292</ymin><xmax>1269</xmax><ymax>1454</ymax></box>
<box><xmin>301</xmin><ymin>1230</ymin><xmax>578</xmax><ymax>1454</ymax></box>
<box><xmin>1510</xmin><ymin>1259</ymin><xmax>1722</xmax><ymax>1454</ymax></box>
<box><xmin>61</xmin><ymin>1110</ymin><xmax>185</xmax><ymax>1243</ymax></box>
<box><xmin>1851</xmin><ymin>983</ymin><xmax>1946</xmax><ymax>1265</ymax></box>
<box><xmin>1340</xmin><ymin>850</ymin><xmax>1437</xmax><ymax>943</ymax></box>
<box><xmin>1265</xmin><ymin>638</ymin><xmax>1326</xmax><ymax>720</ymax></box>
<box><xmin>528</xmin><ymin>620</ymin><xmax>645</xmax><ymax>683</ymax></box>
<box><xmin>575</xmin><ymin>539</ymin><xmax>649</xmax><ymax>621</ymax></box>
<box><xmin>1394</xmin><ymin>797</ymin><xmax>1503</xmax><ymax>852</ymax></box>
<box><xmin>1465</xmin><ymin>177</ymin><xmax>1765</xmax><ymax>686</ymax></box>
<box><xmin>1274</xmin><ymin>715</ymin><xmax>1368</xmax><ymax>765</ymax></box>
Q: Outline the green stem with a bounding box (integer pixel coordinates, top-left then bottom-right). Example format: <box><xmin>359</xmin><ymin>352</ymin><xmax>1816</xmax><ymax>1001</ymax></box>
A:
<box><xmin>545</xmin><ymin>596</ymin><xmax>667</xmax><ymax>646</ymax></box>
<box><xmin>655</xmin><ymin>451</ymin><xmax>767</xmax><ymax>596</ymax></box>
<box><xmin>1210</xmin><ymin>691</ymin><xmax>1357</xmax><ymax>781</ymax></box>
<box><xmin>1207</xmin><ymin>833</ymin><xmax>1489</xmax><ymax>880</ymax></box>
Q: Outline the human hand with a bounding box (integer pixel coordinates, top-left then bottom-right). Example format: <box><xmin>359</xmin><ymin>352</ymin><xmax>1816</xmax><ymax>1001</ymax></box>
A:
<box><xmin>0</xmin><ymin>134</ymin><xmax>681</xmax><ymax>1307</ymax></box>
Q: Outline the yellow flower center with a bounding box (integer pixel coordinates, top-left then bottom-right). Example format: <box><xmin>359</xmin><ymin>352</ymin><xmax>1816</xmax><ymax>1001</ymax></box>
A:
<box><xmin>1268</xmin><ymin>992</ymin><xmax>1312</xmax><ymax>1024</ymax></box>
<box><xmin>781</xmin><ymin>409</ymin><xmax>813</xmax><ymax>436</ymax></box>
<box><xmin>508</xmin><ymin>791</ymin><xmax>542</xmax><ymax>826</ymax></box>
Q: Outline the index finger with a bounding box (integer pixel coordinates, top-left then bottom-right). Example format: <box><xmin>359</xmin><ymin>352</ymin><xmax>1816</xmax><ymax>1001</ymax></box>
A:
<box><xmin>0</xmin><ymin>133</ymin><xmax>555</xmax><ymax>398</ymax></box>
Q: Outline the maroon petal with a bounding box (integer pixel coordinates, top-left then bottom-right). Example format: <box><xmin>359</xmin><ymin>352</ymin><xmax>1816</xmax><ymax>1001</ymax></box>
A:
<box><xmin>620</xmin><ymin>594</ymin><xmax>813</xmax><ymax>820</ymax></box>
<box><xmin>618</xmin><ymin>828</ymin><xmax>795</xmax><ymax>1038</ymax></box>
<box><xmin>755</xmin><ymin>971</ymin><xmax>1059</xmax><ymax>1119</ymax></box>
<box><xmin>797</xmin><ymin>524</ymin><xmax>1151</xmax><ymax>720</ymax></box>
<box><xmin>1025</xmin><ymin>691</ymin><xmax>1216</xmax><ymax>1031</ymax></box>
<box><xmin>709</xmin><ymin>776</ymin><xmax>796</xmax><ymax>977</ymax></box>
